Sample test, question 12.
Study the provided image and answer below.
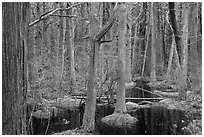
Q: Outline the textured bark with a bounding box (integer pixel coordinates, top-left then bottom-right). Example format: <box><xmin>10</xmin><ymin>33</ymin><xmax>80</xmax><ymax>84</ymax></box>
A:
<box><xmin>82</xmin><ymin>40</ymin><xmax>98</xmax><ymax>132</ymax></box>
<box><xmin>178</xmin><ymin>3</ymin><xmax>189</xmax><ymax>100</ymax></box>
<box><xmin>143</xmin><ymin>3</ymin><xmax>151</xmax><ymax>77</ymax></box>
<box><xmin>82</xmin><ymin>6</ymin><xmax>99</xmax><ymax>132</ymax></box>
<box><xmin>169</xmin><ymin>2</ymin><xmax>182</xmax><ymax>64</ymax></box>
<box><xmin>2</xmin><ymin>2</ymin><xmax>29</xmax><ymax>134</ymax></box>
<box><xmin>115</xmin><ymin>4</ymin><xmax>127</xmax><ymax>113</ymax></box>
<box><xmin>125</xmin><ymin>4</ymin><xmax>132</xmax><ymax>82</ymax></box>
<box><xmin>166</xmin><ymin>37</ymin><xmax>175</xmax><ymax>80</ymax></box>
<box><xmin>188</xmin><ymin>3</ymin><xmax>200</xmax><ymax>89</ymax></box>
<box><xmin>58</xmin><ymin>3</ymin><xmax>64</xmax><ymax>95</ymax></box>
<box><xmin>65</xmin><ymin>3</ymin><xmax>76</xmax><ymax>93</ymax></box>
<box><xmin>82</xmin><ymin>3</ymin><xmax>119</xmax><ymax>132</ymax></box>
<box><xmin>150</xmin><ymin>2</ymin><xmax>156</xmax><ymax>82</ymax></box>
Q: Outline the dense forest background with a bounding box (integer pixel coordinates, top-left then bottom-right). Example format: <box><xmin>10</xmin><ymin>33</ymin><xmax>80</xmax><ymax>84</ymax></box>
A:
<box><xmin>2</xmin><ymin>2</ymin><xmax>202</xmax><ymax>135</ymax></box>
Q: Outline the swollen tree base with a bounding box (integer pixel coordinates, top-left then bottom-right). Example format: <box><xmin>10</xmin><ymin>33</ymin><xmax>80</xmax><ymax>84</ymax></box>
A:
<box><xmin>100</xmin><ymin>112</ymin><xmax>138</xmax><ymax>134</ymax></box>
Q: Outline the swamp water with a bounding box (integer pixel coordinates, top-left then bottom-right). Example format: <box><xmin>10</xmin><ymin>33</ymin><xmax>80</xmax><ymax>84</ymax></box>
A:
<box><xmin>31</xmin><ymin>103</ymin><xmax>187</xmax><ymax>135</ymax></box>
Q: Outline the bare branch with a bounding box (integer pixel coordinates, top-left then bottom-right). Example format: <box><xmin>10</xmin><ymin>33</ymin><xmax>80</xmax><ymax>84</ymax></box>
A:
<box><xmin>100</xmin><ymin>40</ymin><xmax>113</xmax><ymax>44</ymax></box>
<box><xmin>50</xmin><ymin>14</ymin><xmax>87</xmax><ymax>20</ymax></box>
<box><xmin>29</xmin><ymin>2</ymin><xmax>82</xmax><ymax>27</ymax></box>
<box><xmin>133</xmin><ymin>3</ymin><xmax>144</xmax><ymax>24</ymax></box>
<box><xmin>94</xmin><ymin>2</ymin><xmax>120</xmax><ymax>41</ymax></box>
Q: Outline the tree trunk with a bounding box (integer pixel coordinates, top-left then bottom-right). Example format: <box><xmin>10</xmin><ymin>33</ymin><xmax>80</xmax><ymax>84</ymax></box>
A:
<box><xmin>188</xmin><ymin>3</ymin><xmax>200</xmax><ymax>90</ymax></box>
<box><xmin>115</xmin><ymin>4</ymin><xmax>127</xmax><ymax>113</ymax></box>
<box><xmin>125</xmin><ymin>4</ymin><xmax>132</xmax><ymax>82</ymax></box>
<box><xmin>169</xmin><ymin>2</ymin><xmax>182</xmax><ymax>64</ymax></box>
<box><xmin>58</xmin><ymin>2</ymin><xmax>64</xmax><ymax>95</ymax></box>
<box><xmin>82</xmin><ymin>10</ymin><xmax>99</xmax><ymax>132</ymax></box>
<box><xmin>82</xmin><ymin>3</ymin><xmax>119</xmax><ymax>132</ymax></box>
<box><xmin>70</xmin><ymin>13</ymin><xmax>76</xmax><ymax>92</ymax></box>
<box><xmin>65</xmin><ymin>3</ymin><xmax>76</xmax><ymax>93</ymax></box>
<box><xmin>178</xmin><ymin>3</ymin><xmax>189</xmax><ymax>100</ymax></box>
<box><xmin>166</xmin><ymin>37</ymin><xmax>175</xmax><ymax>80</ymax></box>
<box><xmin>2</xmin><ymin>2</ymin><xmax>29</xmax><ymax>134</ymax></box>
<box><xmin>82</xmin><ymin>40</ymin><xmax>98</xmax><ymax>132</ymax></box>
<box><xmin>150</xmin><ymin>2</ymin><xmax>156</xmax><ymax>82</ymax></box>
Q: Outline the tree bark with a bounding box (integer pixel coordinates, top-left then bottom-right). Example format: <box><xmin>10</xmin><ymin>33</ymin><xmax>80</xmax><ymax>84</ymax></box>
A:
<box><xmin>115</xmin><ymin>4</ymin><xmax>127</xmax><ymax>113</ymax></box>
<box><xmin>125</xmin><ymin>4</ymin><xmax>132</xmax><ymax>82</ymax></box>
<box><xmin>82</xmin><ymin>3</ymin><xmax>119</xmax><ymax>132</ymax></box>
<box><xmin>188</xmin><ymin>3</ymin><xmax>200</xmax><ymax>90</ymax></box>
<box><xmin>82</xmin><ymin>6</ymin><xmax>100</xmax><ymax>132</ymax></box>
<box><xmin>169</xmin><ymin>2</ymin><xmax>182</xmax><ymax>64</ymax></box>
<box><xmin>2</xmin><ymin>2</ymin><xmax>29</xmax><ymax>134</ymax></box>
<box><xmin>58</xmin><ymin>2</ymin><xmax>64</xmax><ymax>95</ymax></box>
<box><xmin>64</xmin><ymin>3</ymin><xmax>76</xmax><ymax>93</ymax></box>
<box><xmin>150</xmin><ymin>2</ymin><xmax>156</xmax><ymax>82</ymax></box>
<box><xmin>178</xmin><ymin>3</ymin><xmax>189</xmax><ymax>100</ymax></box>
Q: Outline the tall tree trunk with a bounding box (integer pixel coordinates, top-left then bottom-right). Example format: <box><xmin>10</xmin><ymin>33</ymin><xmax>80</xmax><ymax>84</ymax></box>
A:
<box><xmin>165</xmin><ymin>2</ymin><xmax>181</xmax><ymax>82</ymax></box>
<box><xmin>35</xmin><ymin>2</ymin><xmax>43</xmax><ymax>103</ymax></box>
<box><xmin>150</xmin><ymin>2</ymin><xmax>156</xmax><ymax>82</ymax></box>
<box><xmin>166</xmin><ymin>37</ymin><xmax>175</xmax><ymax>80</ymax></box>
<box><xmin>143</xmin><ymin>3</ymin><xmax>151</xmax><ymax>78</ymax></box>
<box><xmin>2</xmin><ymin>2</ymin><xmax>29</xmax><ymax>135</ymax></box>
<box><xmin>188</xmin><ymin>3</ymin><xmax>200</xmax><ymax>90</ymax></box>
<box><xmin>65</xmin><ymin>3</ymin><xmax>76</xmax><ymax>93</ymax></box>
<box><xmin>82</xmin><ymin>3</ymin><xmax>119</xmax><ymax>132</ymax></box>
<box><xmin>115</xmin><ymin>4</ymin><xmax>127</xmax><ymax>113</ymax></box>
<box><xmin>69</xmin><ymin>5</ymin><xmax>76</xmax><ymax>93</ymax></box>
<box><xmin>178</xmin><ymin>3</ymin><xmax>189</xmax><ymax>100</ymax></box>
<box><xmin>82</xmin><ymin>40</ymin><xmax>98</xmax><ymax>132</ymax></box>
<box><xmin>82</xmin><ymin>11</ymin><xmax>99</xmax><ymax>132</ymax></box>
<box><xmin>169</xmin><ymin>2</ymin><xmax>182</xmax><ymax>64</ymax></box>
<box><xmin>58</xmin><ymin>2</ymin><xmax>64</xmax><ymax>95</ymax></box>
<box><xmin>125</xmin><ymin>4</ymin><xmax>132</xmax><ymax>82</ymax></box>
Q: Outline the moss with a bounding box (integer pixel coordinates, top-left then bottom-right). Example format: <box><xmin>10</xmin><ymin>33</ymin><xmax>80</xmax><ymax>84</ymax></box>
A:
<box><xmin>100</xmin><ymin>112</ymin><xmax>138</xmax><ymax>134</ymax></box>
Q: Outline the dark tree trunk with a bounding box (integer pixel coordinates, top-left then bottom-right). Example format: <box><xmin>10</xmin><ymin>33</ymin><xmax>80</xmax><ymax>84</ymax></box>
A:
<box><xmin>2</xmin><ymin>2</ymin><xmax>30</xmax><ymax>135</ymax></box>
<box><xmin>169</xmin><ymin>2</ymin><xmax>182</xmax><ymax>64</ymax></box>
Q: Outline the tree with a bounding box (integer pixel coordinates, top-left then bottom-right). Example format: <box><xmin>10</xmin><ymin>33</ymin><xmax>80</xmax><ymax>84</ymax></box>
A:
<box><xmin>100</xmin><ymin>4</ymin><xmax>137</xmax><ymax>134</ymax></box>
<box><xmin>82</xmin><ymin>5</ymin><xmax>99</xmax><ymax>131</ymax></box>
<box><xmin>125</xmin><ymin>3</ymin><xmax>132</xmax><ymax>82</ymax></box>
<box><xmin>58</xmin><ymin>2</ymin><xmax>64</xmax><ymax>95</ymax></box>
<box><xmin>82</xmin><ymin>3</ymin><xmax>120</xmax><ymax>132</ymax></box>
<box><xmin>2</xmin><ymin>2</ymin><xmax>30</xmax><ymax>134</ymax></box>
<box><xmin>150</xmin><ymin>2</ymin><xmax>156</xmax><ymax>82</ymax></box>
<box><xmin>169</xmin><ymin>2</ymin><xmax>182</xmax><ymax>64</ymax></box>
<box><xmin>65</xmin><ymin>2</ymin><xmax>76</xmax><ymax>93</ymax></box>
<box><xmin>115</xmin><ymin>3</ymin><xmax>127</xmax><ymax>113</ymax></box>
<box><xmin>178</xmin><ymin>3</ymin><xmax>189</xmax><ymax>99</ymax></box>
<box><xmin>188</xmin><ymin>3</ymin><xmax>200</xmax><ymax>90</ymax></box>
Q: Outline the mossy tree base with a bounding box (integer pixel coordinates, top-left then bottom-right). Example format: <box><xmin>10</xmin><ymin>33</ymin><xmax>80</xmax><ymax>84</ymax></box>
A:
<box><xmin>100</xmin><ymin>112</ymin><xmax>138</xmax><ymax>134</ymax></box>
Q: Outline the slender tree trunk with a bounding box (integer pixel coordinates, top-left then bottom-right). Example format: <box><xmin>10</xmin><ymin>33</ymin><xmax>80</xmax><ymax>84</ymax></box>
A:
<box><xmin>166</xmin><ymin>38</ymin><xmax>175</xmax><ymax>80</ymax></box>
<box><xmin>83</xmin><ymin>3</ymin><xmax>119</xmax><ymax>131</ymax></box>
<box><xmin>150</xmin><ymin>2</ymin><xmax>156</xmax><ymax>82</ymax></box>
<box><xmin>178</xmin><ymin>3</ymin><xmax>189</xmax><ymax>100</ymax></box>
<box><xmin>58</xmin><ymin>2</ymin><xmax>64</xmax><ymax>95</ymax></box>
<box><xmin>188</xmin><ymin>3</ymin><xmax>200</xmax><ymax>90</ymax></box>
<box><xmin>70</xmin><ymin>6</ymin><xmax>76</xmax><ymax>92</ymax></box>
<box><xmin>143</xmin><ymin>3</ymin><xmax>151</xmax><ymax>77</ymax></box>
<box><xmin>82</xmin><ymin>11</ymin><xmax>99</xmax><ymax>132</ymax></box>
<box><xmin>125</xmin><ymin>4</ymin><xmax>132</xmax><ymax>82</ymax></box>
<box><xmin>65</xmin><ymin>3</ymin><xmax>76</xmax><ymax>93</ymax></box>
<box><xmin>115</xmin><ymin>4</ymin><xmax>127</xmax><ymax>113</ymax></box>
<box><xmin>141</xmin><ymin>27</ymin><xmax>150</xmax><ymax>77</ymax></box>
<box><xmin>169</xmin><ymin>2</ymin><xmax>182</xmax><ymax>64</ymax></box>
<box><xmin>2</xmin><ymin>2</ymin><xmax>29</xmax><ymax>134</ymax></box>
